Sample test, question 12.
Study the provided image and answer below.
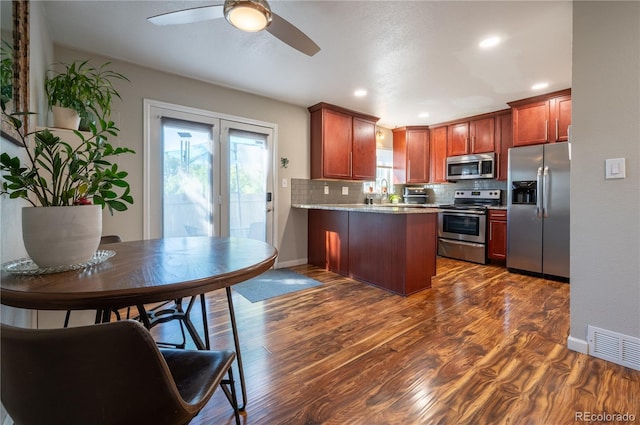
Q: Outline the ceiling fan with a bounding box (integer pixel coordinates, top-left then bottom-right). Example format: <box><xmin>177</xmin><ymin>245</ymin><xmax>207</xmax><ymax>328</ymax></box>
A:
<box><xmin>148</xmin><ymin>0</ymin><xmax>320</xmax><ymax>57</ymax></box>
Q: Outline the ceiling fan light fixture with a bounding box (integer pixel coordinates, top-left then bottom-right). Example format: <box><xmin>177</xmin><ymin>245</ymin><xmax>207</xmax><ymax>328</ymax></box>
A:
<box><xmin>224</xmin><ymin>0</ymin><xmax>273</xmax><ymax>32</ymax></box>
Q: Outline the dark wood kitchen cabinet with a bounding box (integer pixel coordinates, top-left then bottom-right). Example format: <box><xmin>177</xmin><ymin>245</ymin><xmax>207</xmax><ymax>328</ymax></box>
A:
<box><xmin>447</xmin><ymin>116</ymin><xmax>495</xmax><ymax>156</ymax></box>
<box><xmin>495</xmin><ymin>111</ymin><xmax>513</xmax><ymax>181</ymax></box>
<box><xmin>470</xmin><ymin>117</ymin><xmax>495</xmax><ymax>153</ymax></box>
<box><xmin>393</xmin><ymin>126</ymin><xmax>430</xmax><ymax>184</ymax></box>
<box><xmin>509</xmin><ymin>89</ymin><xmax>571</xmax><ymax>146</ymax></box>
<box><xmin>309</xmin><ymin>102</ymin><xmax>379</xmax><ymax>180</ymax></box>
<box><xmin>429</xmin><ymin>125</ymin><xmax>448</xmax><ymax>183</ymax></box>
<box><xmin>488</xmin><ymin>209</ymin><xmax>507</xmax><ymax>261</ymax></box>
<box><xmin>308</xmin><ymin>209</ymin><xmax>349</xmax><ymax>275</ymax></box>
<box><xmin>447</xmin><ymin>121</ymin><xmax>469</xmax><ymax>156</ymax></box>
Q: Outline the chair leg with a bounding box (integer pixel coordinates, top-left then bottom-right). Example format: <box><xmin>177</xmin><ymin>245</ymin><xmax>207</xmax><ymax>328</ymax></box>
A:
<box><xmin>221</xmin><ymin>368</ymin><xmax>241</xmax><ymax>425</ymax></box>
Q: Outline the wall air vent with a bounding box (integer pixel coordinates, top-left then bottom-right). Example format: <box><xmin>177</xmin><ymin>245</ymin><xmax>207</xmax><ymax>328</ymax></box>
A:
<box><xmin>588</xmin><ymin>325</ymin><xmax>640</xmax><ymax>371</ymax></box>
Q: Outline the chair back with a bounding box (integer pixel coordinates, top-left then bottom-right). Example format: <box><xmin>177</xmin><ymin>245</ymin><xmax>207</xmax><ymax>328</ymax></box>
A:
<box><xmin>1</xmin><ymin>321</ymin><xmax>194</xmax><ymax>425</ymax></box>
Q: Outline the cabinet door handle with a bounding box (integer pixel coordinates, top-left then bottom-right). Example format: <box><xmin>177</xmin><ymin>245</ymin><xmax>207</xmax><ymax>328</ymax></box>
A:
<box><xmin>465</xmin><ymin>137</ymin><xmax>470</xmax><ymax>153</ymax></box>
<box><xmin>489</xmin><ymin>222</ymin><xmax>493</xmax><ymax>240</ymax></box>
<box><xmin>408</xmin><ymin>159</ymin><xmax>411</xmax><ymax>181</ymax></box>
<box><xmin>555</xmin><ymin>119</ymin><xmax>559</xmax><ymax>141</ymax></box>
<box><xmin>349</xmin><ymin>151</ymin><xmax>352</xmax><ymax>176</ymax></box>
<box><xmin>545</xmin><ymin>120</ymin><xmax>548</xmax><ymax>141</ymax></box>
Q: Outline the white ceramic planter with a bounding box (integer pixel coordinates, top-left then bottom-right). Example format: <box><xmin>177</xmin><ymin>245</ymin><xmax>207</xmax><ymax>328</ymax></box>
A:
<box><xmin>52</xmin><ymin>106</ymin><xmax>81</xmax><ymax>130</ymax></box>
<box><xmin>22</xmin><ymin>205</ymin><xmax>102</xmax><ymax>268</ymax></box>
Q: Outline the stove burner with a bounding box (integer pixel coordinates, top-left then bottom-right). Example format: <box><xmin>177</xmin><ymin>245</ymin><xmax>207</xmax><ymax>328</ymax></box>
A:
<box><xmin>440</xmin><ymin>189</ymin><xmax>502</xmax><ymax>212</ymax></box>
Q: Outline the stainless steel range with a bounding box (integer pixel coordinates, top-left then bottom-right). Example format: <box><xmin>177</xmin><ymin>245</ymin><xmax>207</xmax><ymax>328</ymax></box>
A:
<box><xmin>437</xmin><ymin>189</ymin><xmax>502</xmax><ymax>264</ymax></box>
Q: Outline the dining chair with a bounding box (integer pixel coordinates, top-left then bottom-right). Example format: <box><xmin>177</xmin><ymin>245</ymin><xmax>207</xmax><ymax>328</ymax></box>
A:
<box><xmin>0</xmin><ymin>320</ymin><xmax>241</xmax><ymax>425</ymax></box>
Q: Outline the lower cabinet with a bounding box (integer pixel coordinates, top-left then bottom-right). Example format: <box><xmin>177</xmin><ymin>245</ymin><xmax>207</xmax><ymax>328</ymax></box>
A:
<box><xmin>308</xmin><ymin>209</ymin><xmax>437</xmax><ymax>295</ymax></box>
<box><xmin>307</xmin><ymin>209</ymin><xmax>349</xmax><ymax>276</ymax></box>
<box><xmin>488</xmin><ymin>209</ymin><xmax>508</xmax><ymax>261</ymax></box>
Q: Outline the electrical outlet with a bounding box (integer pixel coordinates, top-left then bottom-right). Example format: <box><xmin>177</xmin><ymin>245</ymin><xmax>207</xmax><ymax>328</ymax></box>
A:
<box><xmin>342</xmin><ymin>187</ymin><xmax>348</xmax><ymax>195</ymax></box>
<box><xmin>324</xmin><ymin>186</ymin><xmax>329</xmax><ymax>195</ymax></box>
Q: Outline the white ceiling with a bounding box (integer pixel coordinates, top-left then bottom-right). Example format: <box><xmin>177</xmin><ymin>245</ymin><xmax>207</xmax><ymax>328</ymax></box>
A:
<box><xmin>40</xmin><ymin>1</ymin><xmax>573</xmax><ymax>128</ymax></box>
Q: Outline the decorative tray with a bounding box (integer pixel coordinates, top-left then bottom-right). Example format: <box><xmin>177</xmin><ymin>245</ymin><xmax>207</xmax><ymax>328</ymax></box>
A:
<box><xmin>1</xmin><ymin>250</ymin><xmax>116</xmax><ymax>275</ymax></box>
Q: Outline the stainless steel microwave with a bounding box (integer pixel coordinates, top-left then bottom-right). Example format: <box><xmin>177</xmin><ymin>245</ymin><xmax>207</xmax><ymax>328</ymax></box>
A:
<box><xmin>446</xmin><ymin>153</ymin><xmax>495</xmax><ymax>180</ymax></box>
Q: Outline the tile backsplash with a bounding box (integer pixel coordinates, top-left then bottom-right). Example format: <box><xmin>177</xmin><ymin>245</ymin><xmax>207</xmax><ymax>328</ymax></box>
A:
<box><xmin>291</xmin><ymin>179</ymin><xmax>508</xmax><ymax>205</ymax></box>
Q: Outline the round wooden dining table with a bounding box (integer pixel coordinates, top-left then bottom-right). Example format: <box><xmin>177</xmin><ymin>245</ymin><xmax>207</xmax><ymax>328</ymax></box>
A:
<box><xmin>0</xmin><ymin>236</ymin><xmax>278</xmax><ymax>410</ymax></box>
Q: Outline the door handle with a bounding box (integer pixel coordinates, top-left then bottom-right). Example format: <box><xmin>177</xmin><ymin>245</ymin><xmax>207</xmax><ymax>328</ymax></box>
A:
<box><xmin>536</xmin><ymin>167</ymin><xmax>543</xmax><ymax>218</ymax></box>
<box><xmin>543</xmin><ymin>166</ymin><xmax>549</xmax><ymax>217</ymax></box>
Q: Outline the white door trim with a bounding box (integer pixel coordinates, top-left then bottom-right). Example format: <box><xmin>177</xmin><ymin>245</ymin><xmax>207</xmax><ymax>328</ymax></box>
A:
<box><xmin>143</xmin><ymin>99</ymin><xmax>278</xmax><ymax>249</ymax></box>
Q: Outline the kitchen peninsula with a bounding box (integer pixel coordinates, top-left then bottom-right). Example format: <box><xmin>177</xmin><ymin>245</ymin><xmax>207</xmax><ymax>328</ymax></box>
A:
<box><xmin>293</xmin><ymin>204</ymin><xmax>439</xmax><ymax>296</ymax></box>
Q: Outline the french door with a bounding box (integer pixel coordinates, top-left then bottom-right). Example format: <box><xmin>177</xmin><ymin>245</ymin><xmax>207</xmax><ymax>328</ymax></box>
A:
<box><xmin>221</xmin><ymin>120</ymin><xmax>274</xmax><ymax>242</ymax></box>
<box><xmin>144</xmin><ymin>100</ymin><xmax>275</xmax><ymax>245</ymax></box>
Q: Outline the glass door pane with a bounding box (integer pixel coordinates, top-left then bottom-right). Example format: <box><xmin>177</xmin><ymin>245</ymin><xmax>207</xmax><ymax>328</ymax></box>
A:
<box><xmin>162</xmin><ymin>118</ymin><xmax>214</xmax><ymax>237</ymax></box>
<box><xmin>228</xmin><ymin>129</ymin><xmax>269</xmax><ymax>241</ymax></box>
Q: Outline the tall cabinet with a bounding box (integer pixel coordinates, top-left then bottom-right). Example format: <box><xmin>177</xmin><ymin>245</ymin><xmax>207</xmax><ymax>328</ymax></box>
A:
<box><xmin>429</xmin><ymin>126</ymin><xmax>448</xmax><ymax>183</ymax></box>
<box><xmin>309</xmin><ymin>103</ymin><xmax>379</xmax><ymax>180</ymax></box>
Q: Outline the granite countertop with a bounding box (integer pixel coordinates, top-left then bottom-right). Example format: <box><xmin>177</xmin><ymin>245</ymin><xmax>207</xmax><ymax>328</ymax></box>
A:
<box><xmin>292</xmin><ymin>203</ymin><xmax>441</xmax><ymax>214</ymax></box>
<box><xmin>487</xmin><ymin>205</ymin><xmax>508</xmax><ymax>210</ymax></box>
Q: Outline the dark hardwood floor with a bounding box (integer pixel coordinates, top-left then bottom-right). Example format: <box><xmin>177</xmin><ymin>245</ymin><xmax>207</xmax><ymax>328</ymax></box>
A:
<box><xmin>150</xmin><ymin>258</ymin><xmax>640</xmax><ymax>425</ymax></box>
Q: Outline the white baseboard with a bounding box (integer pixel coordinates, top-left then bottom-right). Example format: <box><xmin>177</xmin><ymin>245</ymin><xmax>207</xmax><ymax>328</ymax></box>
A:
<box><xmin>567</xmin><ymin>335</ymin><xmax>589</xmax><ymax>354</ymax></box>
<box><xmin>275</xmin><ymin>258</ymin><xmax>308</xmax><ymax>269</ymax></box>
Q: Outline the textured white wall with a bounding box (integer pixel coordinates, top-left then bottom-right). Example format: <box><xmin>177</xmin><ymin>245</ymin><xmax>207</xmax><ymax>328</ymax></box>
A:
<box><xmin>570</xmin><ymin>2</ymin><xmax>640</xmax><ymax>346</ymax></box>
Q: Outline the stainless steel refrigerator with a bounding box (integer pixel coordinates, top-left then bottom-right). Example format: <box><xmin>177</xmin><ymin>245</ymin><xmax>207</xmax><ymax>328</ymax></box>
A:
<box><xmin>507</xmin><ymin>142</ymin><xmax>570</xmax><ymax>279</ymax></box>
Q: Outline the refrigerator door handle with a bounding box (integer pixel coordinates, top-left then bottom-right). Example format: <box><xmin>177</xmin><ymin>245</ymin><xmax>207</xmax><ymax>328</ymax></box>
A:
<box><xmin>543</xmin><ymin>166</ymin><xmax>549</xmax><ymax>217</ymax></box>
<box><xmin>536</xmin><ymin>167</ymin><xmax>543</xmax><ymax>218</ymax></box>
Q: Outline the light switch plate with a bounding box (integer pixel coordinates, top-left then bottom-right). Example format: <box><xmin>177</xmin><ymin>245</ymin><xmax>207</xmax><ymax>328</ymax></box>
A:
<box><xmin>324</xmin><ymin>186</ymin><xmax>329</xmax><ymax>195</ymax></box>
<box><xmin>342</xmin><ymin>187</ymin><xmax>349</xmax><ymax>195</ymax></box>
<box><xmin>605</xmin><ymin>158</ymin><xmax>626</xmax><ymax>179</ymax></box>
<box><xmin>282</xmin><ymin>178</ymin><xmax>288</xmax><ymax>188</ymax></box>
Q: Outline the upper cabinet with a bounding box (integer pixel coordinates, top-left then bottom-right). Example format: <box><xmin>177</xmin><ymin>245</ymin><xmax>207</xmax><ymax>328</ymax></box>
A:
<box><xmin>554</xmin><ymin>94</ymin><xmax>572</xmax><ymax>142</ymax></box>
<box><xmin>393</xmin><ymin>126</ymin><xmax>430</xmax><ymax>184</ymax></box>
<box><xmin>308</xmin><ymin>103</ymin><xmax>379</xmax><ymax>180</ymax></box>
<box><xmin>509</xmin><ymin>89</ymin><xmax>571</xmax><ymax>146</ymax></box>
<box><xmin>447</xmin><ymin>116</ymin><xmax>495</xmax><ymax>156</ymax></box>
<box><xmin>447</xmin><ymin>122</ymin><xmax>469</xmax><ymax>156</ymax></box>
<box><xmin>470</xmin><ymin>117</ymin><xmax>495</xmax><ymax>153</ymax></box>
<box><xmin>429</xmin><ymin>126</ymin><xmax>448</xmax><ymax>183</ymax></box>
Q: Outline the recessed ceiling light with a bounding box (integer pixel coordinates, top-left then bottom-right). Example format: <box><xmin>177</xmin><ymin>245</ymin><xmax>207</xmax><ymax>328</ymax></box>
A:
<box><xmin>354</xmin><ymin>89</ymin><xmax>367</xmax><ymax>97</ymax></box>
<box><xmin>419</xmin><ymin>112</ymin><xmax>429</xmax><ymax>118</ymax></box>
<box><xmin>479</xmin><ymin>36</ymin><xmax>501</xmax><ymax>49</ymax></box>
<box><xmin>532</xmin><ymin>82</ymin><xmax>549</xmax><ymax>90</ymax></box>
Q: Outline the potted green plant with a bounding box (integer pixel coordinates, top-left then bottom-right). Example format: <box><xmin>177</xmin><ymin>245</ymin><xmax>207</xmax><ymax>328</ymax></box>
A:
<box><xmin>44</xmin><ymin>60</ymin><xmax>129</xmax><ymax>130</ymax></box>
<box><xmin>0</xmin><ymin>102</ymin><xmax>135</xmax><ymax>268</ymax></box>
<box><xmin>389</xmin><ymin>194</ymin><xmax>401</xmax><ymax>204</ymax></box>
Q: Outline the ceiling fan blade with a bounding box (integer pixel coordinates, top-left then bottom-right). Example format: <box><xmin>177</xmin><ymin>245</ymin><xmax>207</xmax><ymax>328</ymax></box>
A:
<box><xmin>267</xmin><ymin>13</ymin><xmax>320</xmax><ymax>57</ymax></box>
<box><xmin>148</xmin><ymin>5</ymin><xmax>224</xmax><ymax>26</ymax></box>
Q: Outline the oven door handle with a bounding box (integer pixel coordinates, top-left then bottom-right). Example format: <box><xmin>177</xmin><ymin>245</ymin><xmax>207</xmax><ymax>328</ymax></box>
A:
<box><xmin>536</xmin><ymin>167</ymin><xmax>543</xmax><ymax>218</ymax></box>
<box><xmin>439</xmin><ymin>210</ymin><xmax>486</xmax><ymax>216</ymax></box>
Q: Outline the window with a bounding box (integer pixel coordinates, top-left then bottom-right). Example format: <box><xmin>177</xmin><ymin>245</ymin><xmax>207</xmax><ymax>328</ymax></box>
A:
<box><xmin>363</xmin><ymin>148</ymin><xmax>393</xmax><ymax>196</ymax></box>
